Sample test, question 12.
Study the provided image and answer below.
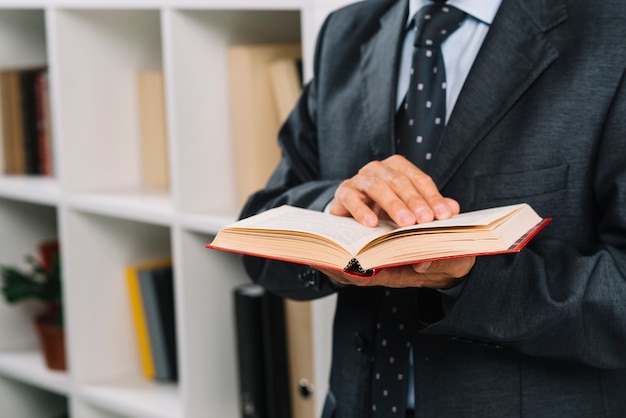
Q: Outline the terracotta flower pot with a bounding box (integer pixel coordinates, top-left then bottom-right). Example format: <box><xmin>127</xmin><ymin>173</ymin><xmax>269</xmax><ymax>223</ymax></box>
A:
<box><xmin>33</xmin><ymin>315</ymin><xmax>66</xmax><ymax>371</ymax></box>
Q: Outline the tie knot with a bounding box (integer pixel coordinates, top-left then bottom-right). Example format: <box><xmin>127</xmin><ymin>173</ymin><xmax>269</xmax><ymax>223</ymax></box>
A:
<box><xmin>413</xmin><ymin>4</ymin><xmax>467</xmax><ymax>47</ymax></box>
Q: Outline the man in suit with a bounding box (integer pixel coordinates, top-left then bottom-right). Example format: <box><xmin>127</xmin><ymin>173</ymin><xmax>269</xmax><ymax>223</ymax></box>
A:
<box><xmin>240</xmin><ymin>0</ymin><xmax>626</xmax><ymax>416</ymax></box>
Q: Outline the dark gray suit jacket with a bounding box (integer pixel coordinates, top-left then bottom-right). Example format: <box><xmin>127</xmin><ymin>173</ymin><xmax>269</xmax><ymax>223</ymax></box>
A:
<box><xmin>241</xmin><ymin>0</ymin><xmax>626</xmax><ymax>416</ymax></box>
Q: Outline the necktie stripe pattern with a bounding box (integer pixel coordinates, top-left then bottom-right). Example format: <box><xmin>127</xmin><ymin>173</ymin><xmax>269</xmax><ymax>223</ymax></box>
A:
<box><xmin>396</xmin><ymin>4</ymin><xmax>467</xmax><ymax>172</ymax></box>
<box><xmin>371</xmin><ymin>5</ymin><xmax>467</xmax><ymax>417</ymax></box>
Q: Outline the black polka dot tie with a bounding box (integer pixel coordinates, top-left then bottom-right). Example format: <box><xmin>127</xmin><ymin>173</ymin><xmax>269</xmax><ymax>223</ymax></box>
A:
<box><xmin>370</xmin><ymin>5</ymin><xmax>467</xmax><ymax>417</ymax></box>
<box><xmin>396</xmin><ymin>4</ymin><xmax>467</xmax><ymax>172</ymax></box>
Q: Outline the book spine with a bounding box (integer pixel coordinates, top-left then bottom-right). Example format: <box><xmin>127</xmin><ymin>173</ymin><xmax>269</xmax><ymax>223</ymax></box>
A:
<box><xmin>1</xmin><ymin>71</ymin><xmax>25</xmax><ymax>174</ymax></box>
<box><xmin>34</xmin><ymin>71</ymin><xmax>53</xmax><ymax>176</ymax></box>
<box><xmin>151</xmin><ymin>265</ymin><xmax>178</xmax><ymax>381</ymax></box>
<box><xmin>138</xmin><ymin>268</ymin><xmax>170</xmax><ymax>381</ymax></box>
<box><xmin>234</xmin><ymin>284</ymin><xmax>269</xmax><ymax>418</ymax></box>
<box><xmin>126</xmin><ymin>266</ymin><xmax>156</xmax><ymax>379</ymax></box>
<box><xmin>137</xmin><ymin>71</ymin><xmax>169</xmax><ymax>189</ymax></box>
<box><xmin>19</xmin><ymin>69</ymin><xmax>41</xmax><ymax>175</ymax></box>
<box><xmin>260</xmin><ymin>290</ymin><xmax>292</xmax><ymax>418</ymax></box>
<box><xmin>284</xmin><ymin>299</ymin><xmax>316</xmax><ymax>418</ymax></box>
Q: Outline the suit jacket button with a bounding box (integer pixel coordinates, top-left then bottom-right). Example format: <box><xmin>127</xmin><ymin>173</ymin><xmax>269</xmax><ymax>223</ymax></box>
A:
<box><xmin>353</xmin><ymin>333</ymin><xmax>366</xmax><ymax>352</ymax></box>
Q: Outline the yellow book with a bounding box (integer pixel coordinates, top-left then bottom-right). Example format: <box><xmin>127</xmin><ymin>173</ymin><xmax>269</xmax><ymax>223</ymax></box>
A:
<box><xmin>126</xmin><ymin>263</ymin><xmax>157</xmax><ymax>379</ymax></box>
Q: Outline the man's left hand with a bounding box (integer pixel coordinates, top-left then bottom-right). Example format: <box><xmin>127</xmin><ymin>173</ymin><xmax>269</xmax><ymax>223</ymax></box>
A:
<box><xmin>318</xmin><ymin>256</ymin><xmax>475</xmax><ymax>289</ymax></box>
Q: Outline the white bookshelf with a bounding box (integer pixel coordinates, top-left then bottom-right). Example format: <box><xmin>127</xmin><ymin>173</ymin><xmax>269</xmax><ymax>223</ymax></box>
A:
<box><xmin>0</xmin><ymin>1</ymin><xmax>358</xmax><ymax>417</ymax></box>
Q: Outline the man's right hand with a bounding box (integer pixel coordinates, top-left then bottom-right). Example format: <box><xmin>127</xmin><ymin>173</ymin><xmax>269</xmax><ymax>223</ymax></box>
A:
<box><xmin>329</xmin><ymin>155</ymin><xmax>460</xmax><ymax>227</ymax></box>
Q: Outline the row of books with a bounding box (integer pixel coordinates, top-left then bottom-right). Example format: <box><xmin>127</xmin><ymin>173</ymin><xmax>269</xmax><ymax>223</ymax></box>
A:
<box><xmin>126</xmin><ymin>259</ymin><xmax>178</xmax><ymax>382</ymax></box>
<box><xmin>0</xmin><ymin>67</ymin><xmax>54</xmax><ymax>176</ymax></box>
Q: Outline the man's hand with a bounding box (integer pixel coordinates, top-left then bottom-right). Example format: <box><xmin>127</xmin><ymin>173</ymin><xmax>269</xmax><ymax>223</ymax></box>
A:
<box><xmin>329</xmin><ymin>155</ymin><xmax>460</xmax><ymax>227</ymax></box>
<box><xmin>325</xmin><ymin>155</ymin><xmax>473</xmax><ymax>288</ymax></box>
<box><xmin>319</xmin><ymin>256</ymin><xmax>475</xmax><ymax>289</ymax></box>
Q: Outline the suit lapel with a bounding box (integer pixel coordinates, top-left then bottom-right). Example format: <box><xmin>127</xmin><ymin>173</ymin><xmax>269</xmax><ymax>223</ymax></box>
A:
<box><xmin>359</xmin><ymin>0</ymin><xmax>408</xmax><ymax>160</ymax></box>
<box><xmin>431</xmin><ymin>0</ymin><xmax>568</xmax><ymax>189</ymax></box>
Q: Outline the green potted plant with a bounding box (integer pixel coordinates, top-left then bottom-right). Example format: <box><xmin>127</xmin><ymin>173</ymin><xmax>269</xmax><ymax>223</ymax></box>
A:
<box><xmin>0</xmin><ymin>240</ymin><xmax>65</xmax><ymax>371</ymax></box>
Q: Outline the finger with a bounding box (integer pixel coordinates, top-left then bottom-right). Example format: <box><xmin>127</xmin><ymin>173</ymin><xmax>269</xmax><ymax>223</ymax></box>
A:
<box><xmin>405</xmin><ymin>169</ymin><xmax>453</xmax><ymax>221</ymax></box>
<box><xmin>331</xmin><ymin>180</ymin><xmax>379</xmax><ymax>226</ymax></box>
<box><xmin>443</xmin><ymin>197</ymin><xmax>461</xmax><ymax>216</ymax></box>
<box><xmin>317</xmin><ymin>268</ymin><xmax>377</xmax><ymax>287</ymax></box>
<box><xmin>413</xmin><ymin>261</ymin><xmax>432</xmax><ymax>273</ymax></box>
<box><xmin>353</xmin><ymin>174</ymin><xmax>417</xmax><ymax>226</ymax></box>
<box><xmin>347</xmin><ymin>161</ymin><xmax>417</xmax><ymax>226</ymax></box>
<box><xmin>412</xmin><ymin>256</ymin><xmax>475</xmax><ymax>278</ymax></box>
<box><xmin>387</xmin><ymin>156</ymin><xmax>458</xmax><ymax>222</ymax></box>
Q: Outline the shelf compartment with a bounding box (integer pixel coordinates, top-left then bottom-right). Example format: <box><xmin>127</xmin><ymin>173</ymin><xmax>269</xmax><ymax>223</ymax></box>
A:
<box><xmin>0</xmin><ymin>198</ymin><xmax>58</xmax><ymax>351</ymax></box>
<box><xmin>62</xmin><ymin>210</ymin><xmax>174</xmax><ymax>387</ymax></box>
<box><xmin>163</xmin><ymin>8</ymin><xmax>301</xmax><ymax>216</ymax></box>
<box><xmin>0</xmin><ymin>9</ymin><xmax>54</xmax><ymax>179</ymax></box>
<box><xmin>50</xmin><ymin>8</ymin><xmax>165</xmax><ymax>193</ymax></box>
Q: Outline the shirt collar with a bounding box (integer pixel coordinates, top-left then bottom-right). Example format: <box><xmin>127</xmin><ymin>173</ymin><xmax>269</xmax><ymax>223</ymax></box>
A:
<box><xmin>407</xmin><ymin>0</ymin><xmax>502</xmax><ymax>27</ymax></box>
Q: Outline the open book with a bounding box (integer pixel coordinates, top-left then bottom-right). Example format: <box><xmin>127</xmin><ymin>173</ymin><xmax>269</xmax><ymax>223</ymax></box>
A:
<box><xmin>207</xmin><ymin>203</ymin><xmax>550</xmax><ymax>277</ymax></box>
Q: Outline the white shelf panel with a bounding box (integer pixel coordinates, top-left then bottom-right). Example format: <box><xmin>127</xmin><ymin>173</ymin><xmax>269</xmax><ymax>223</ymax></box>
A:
<box><xmin>178</xmin><ymin>211</ymin><xmax>237</xmax><ymax>235</ymax></box>
<box><xmin>0</xmin><ymin>350</ymin><xmax>70</xmax><ymax>395</ymax></box>
<box><xmin>66</xmin><ymin>189</ymin><xmax>174</xmax><ymax>226</ymax></box>
<box><xmin>78</xmin><ymin>374</ymin><xmax>181</xmax><ymax>418</ymax></box>
<box><xmin>0</xmin><ymin>176</ymin><xmax>61</xmax><ymax>206</ymax></box>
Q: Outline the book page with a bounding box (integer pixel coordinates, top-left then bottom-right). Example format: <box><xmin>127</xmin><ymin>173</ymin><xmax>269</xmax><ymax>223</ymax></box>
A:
<box><xmin>391</xmin><ymin>203</ymin><xmax>526</xmax><ymax>233</ymax></box>
<box><xmin>233</xmin><ymin>206</ymin><xmax>396</xmax><ymax>254</ymax></box>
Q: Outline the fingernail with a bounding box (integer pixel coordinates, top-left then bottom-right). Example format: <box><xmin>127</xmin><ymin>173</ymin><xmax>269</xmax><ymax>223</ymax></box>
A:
<box><xmin>413</xmin><ymin>262</ymin><xmax>432</xmax><ymax>273</ymax></box>
<box><xmin>397</xmin><ymin>209</ymin><xmax>415</xmax><ymax>226</ymax></box>
<box><xmin>434</xmin><ymin>204</ymin><xmax>451</xmax><ymax>219</ymax></box>
<box><xmin>363</xmin><ymin>213</ymin><xmax>378</xmax><ymax>227</ymax></box>
<box><xmin>415</xmin><ymin>207</ymin><xmax>434</xmax><ymax>223</ymax></box>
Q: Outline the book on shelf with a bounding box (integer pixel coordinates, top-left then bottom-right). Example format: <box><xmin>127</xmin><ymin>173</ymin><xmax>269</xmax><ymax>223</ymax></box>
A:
<box><xmin>233</xmin><ymin>284</ymin><xmax>268</xmax><ymax>418</ymax></box>
<box><xmin>150</xmin><ymin>264</ymin><xmax>178</xmax><ymax>381</ymax></box>
<box><xmin>260</xmin><ymin>285</ymin><xmax>291</xmax><ymax>418</ymax></box>
<box><xmin>233</xmin><ymin>283</ymin><xmax>291</xmax><ymax>418</ymax></box>
<box><xmin>208</xmin><ymin>203</ymin><xmax>550</xmax><ymax>277</ymax></box>
<box><xmin>269</xmin><ymin>57</ymin><xmax>303</xmax><ymax>124</ymax></box>
<box><xmin>126</xmin><ymin>259</ymin><xmax>177</xmax><ymax>382</ymax></box>
<box><xmin>19</xmin><ymin>69</ymin><xmax>41</xmax><ymax>175</ymax></box>
<box><xmin>283</xmin><ymin>298</ymin><xmax>316</xmax><ymax>418</ymax></box>
<box><xmin>35</xmin><ymin>71</ymin><xmax>54</xmax><ymax>175</ymax></box>
<box><xmin>0</xmin><ymin>69</ymin><xmax>26</xmax><ymax>174</ymax></box>
<box><xmin>0</xmin><ymin>66</ymin><xmax>53</xmax><ymax>176</ymax></box>
<box><xmin>227</xmin><ymin>42</ymin><xmax>301</xmax><ymax>205</ymax></box>
<box><xmin>126</xmin><ymin>262</ymin><xmax>156</xmax><ymax>379</ymax></box>
<box><xmin>137</xmin><ymin>70</ymin><xmax>169</xmax><ymax>189</ymax></box>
